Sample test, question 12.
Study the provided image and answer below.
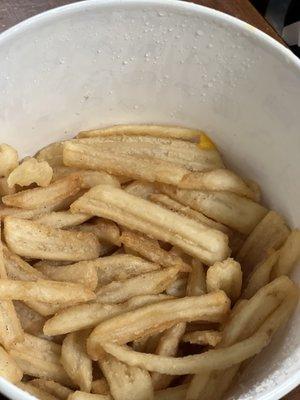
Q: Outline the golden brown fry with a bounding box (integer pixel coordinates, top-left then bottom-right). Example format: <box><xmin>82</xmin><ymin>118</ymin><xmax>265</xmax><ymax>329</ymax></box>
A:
<box><xmin>4</xmin><ymin>217</ymin><xmax>100</xmax><ymax>261</ymax></box>
<box><xmin>36</xmin><ymin>141</ymin><xmax>64</xmax><ymax>167</ymax></box>
<box><xmin>35</xmin><ymin>262</ymin><xmax>98</xmax><ymax>290</ymax></box>
<box><xmin>0</xmin><ymin>345</ymin><xmax>23</xmax><ymax>383</ymax></box>
<box><xmin>68</xmin><ymin>391</ymin><xmax>112</xmax><ymax>400</ymax></box>
<box><xmin>206</xmin><ymin>258</ymin><xmax>242</xmax><ymax>302</ymax></box>
<box><xmin>70</xmin><ymin>218</ymin><xmax>120</xmax><ymax>246</ymax></box>
<box><xmin>154</xmin><ymin>384</ymin><xmax>187</xmax><ymax>400</ymax></box>
<box><xmin>237</xmin><ymin>211</ymin><xmax>290</xmax><ymax>277</ymax></box>
<box><xmin>87</xmin><ymin>291</ymin><xmax>230</xmax><ymax>359</ymax></box>
<box><xmin>182</xmin><ymin>330</ymin><xmax>222</xmax><ymax>346</ymax></box>
<box><xmin>3</xmin><ymin>174</ymin><xmax>82</xmax><ymax>210</ymax></box>
<box><xmin>34</xmin><ymin>211</ymin><xmax>91</xmax><ymax>228</ymax></box>
<box><xmin>30</xmin><ymin>379</ymin><xmax>73</xmax><ymax>400</ymax></box>
<box><xmin>95</xmin><ymin>267</ymin><xmax>178</xmax><ymax>304</ymax></box>
<box><xmin>91</xmin><ymin>379</ymin><xmax>109</xmax><ymax>395</ymax></box>
<box><xmin>272</xmin><ymin>229</ymin><xmax>300</xmax><ymax>278</ymax></box>
<box><xmin>0</xmin><ymin>279</ymin><xmax>95</xmax><ymax>304</ymax></box>
<box><xmin>121</xmin><ymin>231</ymin><xmax>191</xmax><ymax>272</ymax></box>
<box><xmin>125</xmin><ymin>180</ymin><xmax>157</xmax><ymax>199</ymax></box>
<box><xmin>7</xmin><ymin>157</ymin><xmax>53</xmax><ymax>188</ymax></box>
<box><xmin>0</xmin><ymin>144</ymin><xmax>18</xmax><ymax>177</ymax></box>
<box><xmin>99</xmin><ymin>354</ymin><xmax>153</xmax><ymax>400</ymax></box>
<box><xmin>14</xmin><ymin>301</ymin><xmax>46</xmax><ymax>336</ymax></box>
<box><xmin>17</xmin><ymin>382</ymin><xmax>58</xmax><ymax>400</ymax></box>
<box><xmin>61</xmin><ymin>330</ymin><xmax>92</xmax><ymax>392</ymax></box>
<box><xmin>151</xmin><ymin>323</ymin><xmax>186</xmax><ymax>390</ymax></box>
<box><xmin>242</xmin><ymin>250</ymin><xmax>280</xmax><ymax>299</ymax></box>
<box><xmin>186</xmin><ymin>259</ymin><xmax>206</xmax><ymax>296</ymax></box>
<box><xmin>76</xmin><ymin>124</ymin><xmax>203</xmax><ymax>141</ymax></box>
<box><xmin>159</xmin><ymin>184</ymin><xmax>268</xmax><ymax>235</ymax></box>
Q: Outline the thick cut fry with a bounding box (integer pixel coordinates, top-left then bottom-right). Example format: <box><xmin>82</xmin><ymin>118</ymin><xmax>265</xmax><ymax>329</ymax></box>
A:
<box><xmin>31</xmin><ymin>379</ymin><xmax>73</xmax><ymax>400</ymax></box>
<box><xmin>95</xmin><ymin>267</ymin><xmax>178</xmax><ymax>304</ymax></box>
<box><xmin>0</xmin><ymin>345</ymin><xmax>23</xmax><ymax>383</ymax></box>
<box><xmin>91</xmin><ymin>379</ymin><xmax>109</xmax><ymax>395</ymax></box>
<box><xmin>186</xmin><ymin>259</ymin><xmax>206</xmax><ymax>296</ymax></box>
<box><xmin>4</xmin><ymin>217</ymin><xmax>100</xmax><ymax>261</ymax></box>
<box><xmin>71</xmin><ymin>186</ymin><xmax>229</xmax><ymax>265</ymax></box>
<box><xmin>44</xmin><ymin>295</ymin><xmax>171</xmax><ymax>336</ymax></box>
<box><xmin>7</xmin><ymin>157</ymin><xmax>53</xmax><ymax>188</ymax></box>
<box><xmin>34</xmin><ymin>211</ymin><xmax>91</xmax><ymax>228</ymax></box>
<box><xmin>182</xmin><ymin>330</ymin><xmax>222</xmax><ymax>346</ymax></box>
<box><xmin>159</xmin><ymin>184</ymin><xmax>268</xmax><ymax>235</ymax></box>
<box><xmin>99</xmin><ymin>354</ymin><xmax>153</xmax><ymax>400</ymax></box>
<box><xmin>87</xmin><ymin>291</ymin><xmax>230</xmax><ymax>359</ymax></box>
<box><xmin>14</xmin><ymin>301</ymin><xmax>46</xmax><ymax>336</ymax></box>
<box><xmin>272</xmin><ymin>229</ymin><xmax>300</xmax><ymax>278</ymax></box>
<box><xmin>125</xmin><ymin>180</ymin><xmax>157</xmax><ymax>199</ymax></box>
<box><xmin>77</xmin><ymin>124</ymin><xmax>203</xmax><ymax>141</ymax></box>
<box><xmin>3</xmin><ymin>174</ymin><xmax>82</xmax><ymax>210</ymax></box>
<box><xmin>68</xmin><ymin>392</ymin><xmax>112</xmax><ymax>400</ymax></box>
<box><xmin>0</xmin><ymin>279</ymin><xmax>95</xmax><ymax>304</ymax></box>
<box><xmin>61</xmin><ymin>330</ymin><xmax>92</xmax><ymax>392</ymax></box>
<box><xmin>206</xmin><ymin>258</ymin><xmax>242</xmax><ymax>302</ymax></box>
<box><xmin>0</xmin><ymin>177</ymin><xmax>16</xmax><ymax>195</ymax></box>
<box><xmin>17</xmin><ymin>382</ymin><xmax>58</xmax><ymax>400</ymax></box>
<box><xmin>36</xmin><ymin>141</ymin><xmax>64</xmax><ymax>167</ymax></box>
<box><xmin>91</xmin><ymin>254</ymin><xmax>161</xmax><ymax>285</ymax></box>
<box><xmin>52</xmin><ymin>166</ymin><xmax>120</xmax><ymax>189</ymax></box>
<box><xmin>151</xmin><ymin>323</ymin><xmax>186</xmax><ymax>390</ymax></box>
<box><xmin>70</xmin><ymin>218</ymin><xmax>120</xmax><ymax>246</ymax></box>
<box><xmin>237</xmin><ymin>211</ymin><xmax>290</xmax><ymax>277</ymax></box>
<box><xmin>0</xmin><ymin>144</ymin><xmax>18</xmax><ymax>177</ymax></box>
<box><xmin>242</xmin><ymin>250</ymin><xmax>280</xmax><ymax>299</ymax></box>
<box><xmin>35</xmin><ymin>263</ymin><xmax>98</xmax><ymax>290</ymax></box>
<box><xmin>154</xmin><ymin>384</ymin><xmax>187</xmax><ymax>400</ymax></box>
<box><xmin>121</xmin><ymin>231</ymin><xmax>191</xmax><ymax>272</ymax></box>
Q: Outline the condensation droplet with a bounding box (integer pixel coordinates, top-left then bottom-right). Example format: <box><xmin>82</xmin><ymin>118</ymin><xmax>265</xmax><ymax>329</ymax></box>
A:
<box><xmin>196</xmin><ymin>30</ymin><xmax>203</xmax><ymax>36</ymax></box>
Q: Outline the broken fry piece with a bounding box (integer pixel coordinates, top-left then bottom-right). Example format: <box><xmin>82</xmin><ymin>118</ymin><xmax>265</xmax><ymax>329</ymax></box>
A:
<box><xmin>7</xmin><ymin>157</ymin><xmax>53</xmax><ymax>188</ymax></box>
<box><xmin>182</xmin><ymin>330</ymin><xmax>222</xmax><ymax>347</ymax></box>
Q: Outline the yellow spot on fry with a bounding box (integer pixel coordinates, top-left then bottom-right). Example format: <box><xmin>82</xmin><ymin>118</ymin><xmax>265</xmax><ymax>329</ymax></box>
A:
<box><xmin>198</xmin><ymin>133</ymin><xmax>217</xmax><ymax>150</ymax></box>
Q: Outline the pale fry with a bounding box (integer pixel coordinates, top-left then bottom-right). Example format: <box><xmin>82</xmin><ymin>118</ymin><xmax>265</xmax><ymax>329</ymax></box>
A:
<box><xmin>7</xmin><ymin>157</ymin><xmax>53</xmax><ymax>188</ymax></box>
<box><xmin>242</xmin><ymin>250</ymin><xmax>280</xmax><ymax>299</ymax></box>
<box><xmin>70</xmin><ymin>218</ymin><xmax>121</xmax><ymax>246</ymax></box>
<box><xmin>272</xmin><ymin>229</ymin><xmax>300</xmax><ymax>278</ymax></box>
<box><xmin>0</xmin><ymin>204</ymin><xmax>51</xmax><ymax>220</ymax></box>
<box><xmin>71</xmin><ymin>185</ymin><xmax>230</xmax><ymax>265</ymax></box>
<box><xmin>13</xmin><ymin>333</ymin><xmax>61</xmax><ymax>360</ymax></box>
<box><xmin>14</xmin><ymin>301</ymin><xmax>46</xmax><ymax>336</ymax></box>
<box><xmin>17</xmin><ymin>382</ymin><xmax>58</xmax><ymax>400</ymax></box>
<box><xmin>0</xmin><ymin>144</ymin><xmax>18</xmax><ymax>177</ymax></box>
<box><xmin>186</xmin><ymin>259</ymin><xmax>206</xmax><ymax>296</ymax></box>
<box><xmin>121</xmin><ymin>231</ymin><xmax>191</xmax><ymax>272</ymax></box>
<box><xmin>68</xmin><ymin>391</ymin><xmax>112</xmax><ymax>400</ymax></box>
<box><xmin>0</xmin><ymin>345</ymin><xmax>23</xmax><ymax>383</ymax></box>
<box><xmin>34</xmin><ymin>211</ymin><xmax>92</xmax><ymax>229</ymax></box>
<box><xmin>125</xmin><ymin>180</ymin><xmax>157</xmax><ymax>199</ymax></box>
<box><xmin>31</xmin><ymin>379</ymin><xmax>73</xmax><ymax>400</ymax></box>
<box><xmin>87</xmin><ymin>291</ymin><xmax>230</xmax><ymax>359</ymax></box>
<box><xmin>206</xmin><ymin>258</ymin><xmax>242</xmax><ymax>302</ymax></box>
<box><xmin>0</xmin><ymin>279</ymin><xmax>95</xmax><ymax>304</ymax></box>
<box><xmin>61</xmin><ymin>330</ymin><xmax>92</xmax><ymax>392</ymax></box>
<box><xmin>95</xmin><ymin>267</ymin><xmax>178</xmax><ymax>304</ymax></box>
<box><xmin>36</xmin><ymin>141</ymin><xmax>64</xmax><ymax>167</ymax></box>
<box><xmin>4</xmin><ymin>217</ymin><xmax>100</xmax><ymax>261</ymax></box>
<box><xmin>186</xmin><ymin>372</ymin><xmax>210</xmax><ymax>400</ymax></box>
<box><xmin>159</xmin><ymin>184</ymin><xmax>268</xmax><ymax>235</ymax></box>
<box><xmin>3</xmin><ymin>174</ymin><xmax>82</xmax><ymax>210</ymax></box>
<box><xmin>182</xmin><ymin>330</ymin><xmax>222</xmax><ymax>346</ymax></box>
<box><xmin>165</xmin><ymin>274</ymin><xmax>187</xmax><ymax>297</ymax></box>
<box><xmin>237</xmin><ymin>210</ymin><xmax>290</xmax><ymax>277</ymax></box>
<box><xmin>0</xmin><ymin>177</ymin><xmax>16</xmax><ymax>196</ymax></box>
<box><xmin>99</xmin><ymin>354</ymin><xmax>153</xmax><ymax>400</ymax></box>
<box><xmin>154</xmin><ymin>384</ymin><xmax>187</xmax><ymax>400</ymax></box>
<box><xmin>91</xmin><ymin>379</ymin><xmax>109</xmax><ymax>395</ymax></box>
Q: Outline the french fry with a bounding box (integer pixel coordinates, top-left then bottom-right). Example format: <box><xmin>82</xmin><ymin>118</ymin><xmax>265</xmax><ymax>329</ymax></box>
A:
<box><xmin>121</xmin><ymin>231</ymin><xmax>191</xmax><ymax>272</ymax></box>
<box><xmin>185</xmin><ymin>372</ymin><xmax>210</xmax><ymax>400</ymax></box>
<box><xmin>3</xmin><ymin>174</ymin><xmax>82</xmax><ymax>210</ymax></box>
<box><xmin>91</xmin><ymin>379</ymin><xmax>109</xmax><ymax>395</ymax></box>
<box><xmin>87</xmin><ymin>291</ymin><xmax>230</xmax><ymax>359</ymax></box>
<box><xmin>13</xmin><ymin>333</ymin><xmax>61</xmax><ymax>360</ymax></box>
<box><xmin>30</xmin><ymin>379</ymin><xmax>73</xmax><ymax>400</ymax></box>
<box><xmin>34</xmin><ymin>211</ymin><xmax>92</xmax><ymax>228</ymax></box>
<box><xmin>35</xmin><ymin>262</ymin><xmax>98</xmax><ymax>290</ymax></box>
<box><xmin>70</xmin><ymin>218</ymin><xmax>120</xmax><ymax>246</ymax></box>
<box><xmin>44</xmin><ymin>295</ymin><xmax>172</xmax><ymax>336</ymax></box>
<box><xmin>14</xmin><ymin>301</ymin><xmax>46</xmax><ymax>336</ymax></box>
<box><xmin>272</xmin><ymin>229</ymin><xmax>300</xmax><ymax>278</ymax></box>
<box><xmin>182</xmin><ymin>330</ymin><xmax>222</xmax><ymax>346</ymax></box>
<box><xmin>36</xmin><ymin>141</ymin><xmax>64</xmax><ymax>167</ymax></box>
<box><xmin>165</xmin><ymin>274</ymin><xmax>187</xmax><ymax>297</ymax></box>
<box><xmin>186</xmin><ymin>259</ymin><xmax>206</xmax><ymax>296</ymax></box>
<box><xmin>4</xmin><ymin>217</ymin><xmax>100</xmax><ymax>261</ymax></box>
<box><xmin>76</xmin><ymin>124</ymin><xmax>203</xmax><ymax>141</ymax></box>
<box><xmin>0</xmin><ymin>144</ymin><xmax>18</xmax><ymax>177</ymax></box>
<box><xmin>206</xmin><ymin>258</ymin><xmax>242</xmax><ymax>302</ymax></box>
<box><xmin>158</xmin><ymin>184</ymin><xmax>268</xmax><ymax>235</ymax></box>
<box><xmin>151</xmin><ymin>323</ymin><xmax>186</xmax><ymax>390</ymax></box>
<box><xmin>52</xmin><ymin>166</ymin><xmax>120</xmax><ymax>189</ymax></box>
<box><xmin>0</xmin><ymin>177</ymin><xmax>16</xmax><ymax>196</ymax></box>
<box><xmin>68</xmin><ymin>391</ymin><xmax>112</xmax><ymax>400</ymax></box>
<box><xmin>61</xmin><ymin>330</ymin><xmax>92</xmax><ymax>392</ymax></box>
<box><xmin>125</xmin><ymin>180</ymin><xmax>157</xmax><ymax>199</ymax></box>
<box><xmin>99</xmin><ymin>354</ymin><xmax>153</xmax><ymax>400</ymax></box>
<box><xmin>0</xmin><ymin>279</ymin><xmax>95</xmax><ymax>304</ymax></box>
<box><xmin>95</xmin><ymin>267</ymin><xmax>178</xmax><ymax>304</ymax></box>
<box><xmin>242</xmin><ymin>250</ymin><xmax>280</xmax><ymax>299</ymax></box>
<box><xmin>154</xmin><ymin>384</ymin><xmax>187</xmax><ymax>400</ymax></box>
<box><xmin>7</xmin><ymin>157</ymin><xmax>53</xmax><ymax>188</ymax></box>
<box><xmin>17</xmin><ymin>382</ymin><xmax>58</xmax><ymax>400</ymax></box>
<box><xmin>0</xmin><ymin>345</ymin><xmax>23</xmax><ymax>383</ymax></box>
<box><xmin>237</xmin><ymin>211</ymin><xmax>290</xmax><ymax>277</ymax></box>
<box><xmin>0</xmin><ymin>204</ymin><xmax>52</xmax><ymax>220</ymax></box>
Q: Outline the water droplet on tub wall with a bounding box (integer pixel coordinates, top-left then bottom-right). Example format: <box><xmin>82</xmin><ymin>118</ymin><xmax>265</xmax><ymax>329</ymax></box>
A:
<box><xmin>196</xmin><ymin>30</ymin><xmax>203</xmax><ymax>36</ymax></box>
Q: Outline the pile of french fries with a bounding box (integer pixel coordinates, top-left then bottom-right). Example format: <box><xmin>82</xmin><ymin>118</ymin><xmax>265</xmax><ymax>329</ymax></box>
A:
<box><xmin>0</xmin><ymin>125</ymin><xmax>299</xmax><ymax>400</ymax></box>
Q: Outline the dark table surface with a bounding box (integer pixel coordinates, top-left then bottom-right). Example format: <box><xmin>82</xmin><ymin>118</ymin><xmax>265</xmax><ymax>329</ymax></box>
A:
<box><xmin>0</xmin><ymin>1</ymin><xmax>298</xmax><ymax>399</ymax></box>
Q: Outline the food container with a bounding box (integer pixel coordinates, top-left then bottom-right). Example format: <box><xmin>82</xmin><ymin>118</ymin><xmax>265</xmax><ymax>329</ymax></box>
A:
<box><xmin>0</xmin><ymin>1</ymin><xmax>299</xmax><ymax>399</ymax></box>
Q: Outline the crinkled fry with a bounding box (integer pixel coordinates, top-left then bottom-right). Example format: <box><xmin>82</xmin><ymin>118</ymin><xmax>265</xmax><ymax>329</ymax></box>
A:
<box><xmin>71</xmin><ymin>185</ymin><xmax>229</xmax><ymax>265</ymax></box>
<box><xmin>87</xmin><ymin>291</ymin><xmax>230</xmax><ymax>359</ymax></box>
<box><xmin>30</xmin><ymin>379</ymin><xmax>73</xmax><ymax>400</ymax></box>
<box><xmin>4</xmin><ymin>217</ymin><xmax>100</xmax><ymax>261</ymax></box>
<box><xmin>7</xmin><ymin>157</ymin><xmax>53</xmax><ymax>188</ymax></box>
